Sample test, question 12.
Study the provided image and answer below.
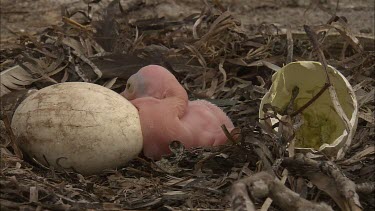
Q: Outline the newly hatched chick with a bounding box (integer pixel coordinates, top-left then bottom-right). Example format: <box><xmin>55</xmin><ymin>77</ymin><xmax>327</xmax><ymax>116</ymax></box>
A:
<box><xmin>121</xmin><ymin>65</ymin><xmax>234</xmax><ymax>159</ymax></box>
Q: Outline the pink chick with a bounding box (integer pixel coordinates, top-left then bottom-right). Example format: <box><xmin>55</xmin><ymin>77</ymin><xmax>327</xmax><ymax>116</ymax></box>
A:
<box><xmin>121</xmin><ymin>65</ymin><xmax>235</xmax><ymax>160</ymax></box>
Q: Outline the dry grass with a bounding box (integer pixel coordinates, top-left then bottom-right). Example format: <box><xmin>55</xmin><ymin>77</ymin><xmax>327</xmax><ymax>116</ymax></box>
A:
<box><xmin>1</xmin><ymin>1</ymin><xmax>374</xmax><ymax>210</ymax></box>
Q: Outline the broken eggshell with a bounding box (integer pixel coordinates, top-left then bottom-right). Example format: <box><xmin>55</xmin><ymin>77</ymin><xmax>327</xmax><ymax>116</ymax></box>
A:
<box><xmin>259</xmin><ymin>61</ymin><xmax>358</xmax><ymax>157</ymax></box>
<box><xmin>11</xmin><ymin>82</ymin><xmax>143</xmax><ymax>175</ymax></box>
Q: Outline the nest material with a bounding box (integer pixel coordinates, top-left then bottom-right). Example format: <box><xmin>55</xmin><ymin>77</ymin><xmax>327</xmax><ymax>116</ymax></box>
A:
<box><xmin>1</xmin><ymin>1</ymin><xmax>374</xmax><ymax>210</ymax></box>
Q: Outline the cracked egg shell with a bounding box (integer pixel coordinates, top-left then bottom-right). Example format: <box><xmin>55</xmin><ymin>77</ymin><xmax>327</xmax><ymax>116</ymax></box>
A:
<box><xmin>259</xmin><ymin>61</ymin><xmax>358</xmax><ymax>158</ymax></box>
<box><xmin>11</xmin><ymin>82</ymin><xmax>143</xmax><ymax>175</ymax></box>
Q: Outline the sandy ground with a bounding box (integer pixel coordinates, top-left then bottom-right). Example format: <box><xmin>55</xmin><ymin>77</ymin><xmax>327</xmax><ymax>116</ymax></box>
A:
<box><xmin>1</xmin><ymin>0</ymin><xmax>374</xmax><ymax>47</ymax></box>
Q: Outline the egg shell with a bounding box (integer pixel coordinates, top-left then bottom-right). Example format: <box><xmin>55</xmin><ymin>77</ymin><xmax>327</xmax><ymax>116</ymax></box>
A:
<box><xmin>11</xmin><ymin>82</ymin><xmax>143</xmax><ymax>175</ymax></box>
<box><xmin>259</xmin><ymin>61</ymin><xmax>358</xmax><ymax>158</ymax></box>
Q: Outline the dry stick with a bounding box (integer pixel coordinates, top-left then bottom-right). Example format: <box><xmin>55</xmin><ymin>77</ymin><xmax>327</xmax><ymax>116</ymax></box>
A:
<box><xmin>291</xmin><ymin>83</ymin><xmax>330</xmax><ymax>117</ymax></box>
<box><xmin>303</xmin><ymin>25</ymin><xmax>331</xmax><ymax>84</ymax></box>
<box><xmin>221</xmin><ymin>124</ymin><xmax>237</xmax><ymax>144</ymax></box>
<box><xmin>62</xmin><ymin>16</ymin><xmax>92</xmax><ymax>31</ymax></box>
<box><xmin>284</xmin><ymin>86</ymin><xmax>300</xmax><ymax>115</ymax></box>
<box><xmin>261</xmin><ymin>25</ymin><xmax>296</xmax><ymax>211</ymax></box>
<box><xmin>262</xmin><ymin>25</ymin><xmax>333</xmax><ymax>211</ymax></box>
<box><xmin>233</xmin><ymin>172</ymin><xmax>333</xmax><ymax>211</ymax></box>
<box><xmin>304</xmin><ymin>24</ymin><xmax>352</xmax><ymax>159</ymax></box>
<box><xmin>303</xmin><ymin>25</ymin><xmax>360</xmax><ymax>211</ymax></box>
<box><xmin>273</xmin><ymin>82</ymin><xmax>329</xmax><ymax>129</ymax></box>
<box><xmin>262</xmin><ymin>89</ymin><xmax>299</xmax><ymax>210</ymax></box>
<box><xmin>260</xmin><ymin>169</ymin><xmax>293</xmax><ymax>211</ymax></box>
<box><xmin>286</xmin><ymin>24</ymin><xmax>294</xmax><ymax>64</ymax></box>
<box><xmin>282</xmin><ymin>156</ymin><xmax>362</xmax><ymax>211</ymax></box>
<box><xmin>281</xmin><ymin>25</ymin><xmax>333</xmax><ymax>118</ymax></box>
<box><xmin>356</xmin><ymin>182</ymin><xmax>375</xmax><ymax>194</ymax></box>
<box><xmin>268</xmin><ymin>26</ymin><xmax>330</xmax><ymax>124</ymax></box>
<box><xmin>231</xmin><ymin>182</ymin><xmax>256</xmax><ymax>211</ymax></box>
<box><xmin>261</xmin><ymin>129</ymin><xmax>296</xmax><ymax>211</ymax></box>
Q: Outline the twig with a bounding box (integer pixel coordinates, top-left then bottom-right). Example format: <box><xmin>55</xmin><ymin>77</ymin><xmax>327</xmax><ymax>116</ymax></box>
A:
<box><xmin>62</xmin><ymin>16</ymin><xmax>93</xmax><ymax>32</ymax></box>
<box><xmin>221</xmin><ymin>124</ymin><xmax>237</xmax><ymax>144</ymax></box>
<box><xmin>261</xmin><ymin>134</ymin><xmax>296</xmax><ymax>210</ymax></box>
<box><xmin>291</xmin><ymin>83</ymin><xmax>330</xmax><ymax>117</ymax></box>
<box><xmin>231</xmin><ymin>171</ymin><xmax>333</xmax><ymax>211</ymax></box>
<box><xmin>230</xmin><ymin>182</ymin><xmax>256</xmax><ymax>211</ymax></box>
<box><xmin>356</xmin><ymin>182</ymin><xmax>375</xmax><ymax>194</ymax></box>
<box><xmin>283</xmin><ymin>86</ymin><xmax>299</xmax><ymax>115</ymax></box>
<box><xmin>303</xmin><ymin>25</ymin><xmax>331</xmax><ymax>84</ymax></box>
<box><xmin>286</xmin><ymin>25</ymin><xmax>293</xmax><ymax>64</ymax></box>
<box><xmin>282</xmin><ymin>155</ymin><xmax>362</xmax><ymax>211</ymax></box>
<box><xmin>304</xmin><ymin>24</ymin><xmax>354</xmax><ymax>159</ymax></box>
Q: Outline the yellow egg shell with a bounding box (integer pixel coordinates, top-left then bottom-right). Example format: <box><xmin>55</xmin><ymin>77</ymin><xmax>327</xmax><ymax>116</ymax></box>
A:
<box><xmin>11</xmin><ymin>82</ymin><xmax>143</xmax><ymax>175</ymax></box>
<box><xmin>259</xmin><ymin>61</ymin><xmax>358</xmax><ymax>158</ymax></box>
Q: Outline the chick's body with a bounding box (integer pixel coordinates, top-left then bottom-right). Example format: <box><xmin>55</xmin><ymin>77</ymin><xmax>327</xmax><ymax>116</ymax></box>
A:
<box><xmin>121</xmin><ymin>65</ymin><xmax>234</xmax><ymax>159</ymax></box>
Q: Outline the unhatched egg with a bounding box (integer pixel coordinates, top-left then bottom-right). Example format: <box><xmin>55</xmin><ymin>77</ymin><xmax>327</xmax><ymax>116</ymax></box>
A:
<box><xmin>11</xmin><ymin>82</ymin><xmax>143</xmax><ymax>175</ymax></box>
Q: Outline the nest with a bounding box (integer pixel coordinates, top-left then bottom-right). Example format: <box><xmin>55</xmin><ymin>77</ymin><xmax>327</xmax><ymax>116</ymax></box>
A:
<box><xmin>1</xmin><ymin>1</ymin><xmax>374</xmax><ymax>210</ymax></box>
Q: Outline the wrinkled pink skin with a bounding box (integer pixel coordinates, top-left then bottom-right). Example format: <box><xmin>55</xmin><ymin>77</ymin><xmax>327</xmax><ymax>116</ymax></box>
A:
<box><xmin>121</xmin><ymin>65</ymin><xmax>234</xmax><ymax>160</ymax></box>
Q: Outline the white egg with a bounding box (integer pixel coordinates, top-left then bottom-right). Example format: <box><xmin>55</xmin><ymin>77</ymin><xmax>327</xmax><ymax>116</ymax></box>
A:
<box><xmin>11</xmin><ymin>82</ymin><xmax>143</xmax><ymax>175</ymax></box>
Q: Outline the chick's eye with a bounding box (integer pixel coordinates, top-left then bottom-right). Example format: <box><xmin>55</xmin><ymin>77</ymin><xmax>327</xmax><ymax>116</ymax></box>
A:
<box><xmin>126</xmin><ymin>82</ymin><xmax>134</xmax><ymax>92</ymax></box>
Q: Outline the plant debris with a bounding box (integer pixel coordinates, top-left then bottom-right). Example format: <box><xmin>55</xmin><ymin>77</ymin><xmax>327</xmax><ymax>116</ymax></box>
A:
<box><xmin>1</xmin><ymin>1</ymin><xmax>374</xmax><ymax>210</ymax></box>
